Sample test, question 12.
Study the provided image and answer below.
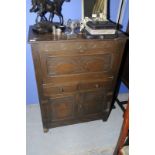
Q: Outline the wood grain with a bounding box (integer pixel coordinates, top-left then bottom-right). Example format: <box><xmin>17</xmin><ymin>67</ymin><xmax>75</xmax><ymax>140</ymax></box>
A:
<box><xmin>28</xmin><ymin>26</ymin><xmax>128</xmax><ymax>131</ymax></box>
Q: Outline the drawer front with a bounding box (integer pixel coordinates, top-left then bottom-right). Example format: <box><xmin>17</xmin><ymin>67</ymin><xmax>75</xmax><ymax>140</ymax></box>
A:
<box><xmin>43</xmin><ymin>83</ymin><xmax>78</xmax><ymax>97</ymax></box>
<box><xmin>37</xmin><ymin>41</ymin><xmax>121</xmax><ymax>54</ymax></box>
<box><xmin>42</xmin><ymin>78</ymin><xmax>113</xmax><ymax>97</ymax></box>
<box><xmin>43</xmin><ymin>95</ymin><xmax>76</xmax><ymax>123</ymax></box>
<box><xmin>79</xmin><ymin>79</ymin><xmax>111</xmax><ymax>91</ymax></box>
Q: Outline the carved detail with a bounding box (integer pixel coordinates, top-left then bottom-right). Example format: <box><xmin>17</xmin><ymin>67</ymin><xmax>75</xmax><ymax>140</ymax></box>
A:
<box><xmin>47</xmin><ymin>54</ymin><xmax>112</xmax><ymax>76</ymax></box>
<box><xmin>30</xmin><ymin>0</ymin><xmax>71</xmax><ymax>25</ymax></box>
<box><xmin>81</xmin><ymin>90</ymin><xmax>105</xmax><ymax>115</ymax></box>
<box><xmin>42</xmin><ymin>42</ymin><xmax>117</xmax><ymax>52</ymax></box>
<box><xmin>50</xmin><ymin>96</ymin><xmax>75</xmax><ymax>122</ymax></box>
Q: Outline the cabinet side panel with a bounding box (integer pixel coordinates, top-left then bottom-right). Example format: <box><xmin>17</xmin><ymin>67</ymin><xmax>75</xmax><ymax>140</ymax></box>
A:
<box><xmin>31</xmin><ymin>44</ymin><xmax>48</xmax><ymax>129</ymax></box>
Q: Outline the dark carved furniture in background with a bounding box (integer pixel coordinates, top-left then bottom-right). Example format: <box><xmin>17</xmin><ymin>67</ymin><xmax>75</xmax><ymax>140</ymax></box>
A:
<box><xmin>115</xmin><ymin>23</ymin><xmax>129</xmax><ymax>112</ymax></box>
<box><xmin>28</xmin><ymin>27</ymin><xmax>127</xmax><ymax>132</ymax></box>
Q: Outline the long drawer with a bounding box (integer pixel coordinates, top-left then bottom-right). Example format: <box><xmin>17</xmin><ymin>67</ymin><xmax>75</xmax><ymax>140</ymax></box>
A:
<box><xmin>42</xmin><ymin>78</ymin><xmax>113</xmax><ymax>97</ymax></box>
<box><xmin>37</xmin><ymin>40</ymin><xmax>123</xmax><ymax>54</ymax></box>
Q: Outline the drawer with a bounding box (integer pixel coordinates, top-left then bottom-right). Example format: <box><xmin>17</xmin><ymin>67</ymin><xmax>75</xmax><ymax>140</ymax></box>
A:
<box><xmin>79</xmin><ymin>80</ymin><xmax>111</xmax><ymax>91</ymax></box>
<box><xmin>37</xmin><ymin>41</ymin><xmax>121</xmax><ymax>55</ymax></box>
<box><xmin>42</xmin><ymin>78</ymin><xmax>113</xmax><ymax>97</ymax></box>
<box><xmin>43</xmin><ymin>83</ymin><xmax>78</xmax><ymax>97</ymax></box>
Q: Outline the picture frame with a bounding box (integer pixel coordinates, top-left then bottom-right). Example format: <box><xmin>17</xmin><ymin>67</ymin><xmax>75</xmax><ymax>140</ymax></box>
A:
<box><xmin>82</xmin><ymin>0</ymin><xmax>108</xmax><ymax>20</ymax></box>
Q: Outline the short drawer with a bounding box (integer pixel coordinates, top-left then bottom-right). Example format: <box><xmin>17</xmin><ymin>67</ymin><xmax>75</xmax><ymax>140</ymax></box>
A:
<box><xmin>43</xmin><ymin>83</ymin><xmax>78</xmax><ymax>97</ymax></box>
<box><xmin>79</xmin><ymin>80</ymin><xmax>112</xmax><ymax>91</ymax></box>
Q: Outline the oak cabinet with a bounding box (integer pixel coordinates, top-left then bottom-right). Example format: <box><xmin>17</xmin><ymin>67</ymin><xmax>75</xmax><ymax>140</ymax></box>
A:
<box><xmin>28</xmin><ymin>26</ymin><xmax>127</xmax><ymax>132</ymax></box>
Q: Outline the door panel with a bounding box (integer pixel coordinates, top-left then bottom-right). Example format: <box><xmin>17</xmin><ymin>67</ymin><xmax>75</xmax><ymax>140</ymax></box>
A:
<box><xmin>46</xmin><ymin>54</ymin><xmax>112</xmax><ymax>76</ymax></box>
<box><xmin>48</xmin><ymin>96</ymin><xmax>76</xmax><ymax>122</ymax></box>
<box><xmin>40</xmin><ymin>53</ymin><xmax>114</xmax><ymax>83</ymax></box>
<box><xmin>79</xmin><ymin>90</ymin><xmax>105</xmax><ymax>117</ymax></box>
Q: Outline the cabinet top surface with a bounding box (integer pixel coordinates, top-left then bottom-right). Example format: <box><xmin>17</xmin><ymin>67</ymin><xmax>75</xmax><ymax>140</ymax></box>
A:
<box><xmin>28</xmin><ymin>26</ymin><xmax>128</xmax><ymax>44</ymax></box>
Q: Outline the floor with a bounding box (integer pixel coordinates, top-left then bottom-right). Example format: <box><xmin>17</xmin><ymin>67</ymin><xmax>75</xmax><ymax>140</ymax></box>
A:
<box><xmin>26</xmin><ymin>94</ymin><xmax>128</xmax><ymax>155</ymax></box>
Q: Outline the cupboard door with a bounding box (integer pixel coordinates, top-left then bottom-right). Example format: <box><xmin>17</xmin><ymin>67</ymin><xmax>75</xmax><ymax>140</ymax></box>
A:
<box><xmin>79</xmin><ymin>90</ymin><xmax>105</xmax><ymax>118</ymax></box>
<box><xmin>48</xmin><ymin>95</ymin><xmax>77</xmax><ymax>122</ymax></box>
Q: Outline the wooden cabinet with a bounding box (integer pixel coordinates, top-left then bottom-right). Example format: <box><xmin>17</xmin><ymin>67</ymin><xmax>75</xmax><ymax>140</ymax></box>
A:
<box><xmin>28</xmin><ymin>26</ymin><xmax>127</xmax><ymax>132</ymax></box>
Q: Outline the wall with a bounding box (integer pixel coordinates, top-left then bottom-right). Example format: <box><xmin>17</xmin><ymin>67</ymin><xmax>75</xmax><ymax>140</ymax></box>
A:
<box><xmin>26</xmin><ymin>0</ymin><xmax>82</xmax><ymax>104</ymax></box>
<box><xmin>109</xmin><ymin>0</ymin><xmax>129</xmax><ymax>93</ymax></box>
<box><xmin>26</xmin><ymin>0</ymin><xmax>128</xmax><ymax>104</ymax></box>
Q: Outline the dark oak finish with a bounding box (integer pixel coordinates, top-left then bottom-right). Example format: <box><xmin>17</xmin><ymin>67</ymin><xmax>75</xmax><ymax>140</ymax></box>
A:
<box><xmin>28</xmin><ymin>26</ymin><xmax>127</xmax><ymax>132</ymax></box>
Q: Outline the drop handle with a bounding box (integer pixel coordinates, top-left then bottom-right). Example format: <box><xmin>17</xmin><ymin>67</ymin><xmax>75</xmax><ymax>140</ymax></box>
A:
<box><xmin>95</xmin><ymin>84</ymin><xmax>99</xmax><ymax>88</ymax></box>
<box><xmin>79</xmin><ymin>104</ymin><xmax>82</xmax><ymax>109</ymax></box>
<box><xmin>60</xmin><ymin>87</ymin><xmax>64</xmax><ymax>92</ymax></box>
<box><xmin>77</xmin><ymin>45</ymin><xmax>82</xmax><ymax>49</ymax></box>
<box><xmin>79</xmin><ymin>49</ymin><xmax>84</xmax><ymax>53</ymax></box>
